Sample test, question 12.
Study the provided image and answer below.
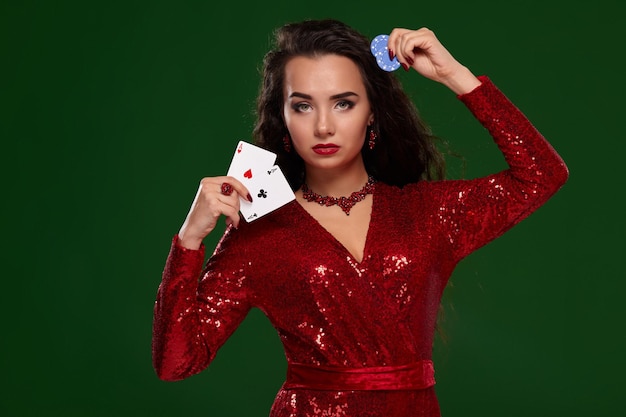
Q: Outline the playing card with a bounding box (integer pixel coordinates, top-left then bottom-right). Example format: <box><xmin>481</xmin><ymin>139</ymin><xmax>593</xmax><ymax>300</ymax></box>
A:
<box><xmin>227</xmin><ymin>140</ymin><xmax>277</xmax><ymax>185</ymax></box>
<box><xmin>226</xmin><ymin>141</ymin><xmax>294</xmax><ymax>222</ymax></box>
<box><xmin>239</xmin><ymin>164</ymin><xmax>295</xmax><ymax>222</ymax></box>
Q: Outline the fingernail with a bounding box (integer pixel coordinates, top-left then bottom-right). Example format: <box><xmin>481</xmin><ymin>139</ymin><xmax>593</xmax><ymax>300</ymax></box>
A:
<box><xmin>388</xmin><ymin>49</ymin><xmax>395</xmax><ymax>60</ymax></box>
<box><xmin>406</xmin><ymin>56</ymin><xmax>414</xmax><ymax>65</ymax></box>
<box><xmin>402</xmin><ymin>63</ymin><xmax>410</xmax><ymax>72</ymax></box>
<box><xmin>247</xmin><ymin>193</ymin><xmax>253</xmax><ymax>202</ymax></box>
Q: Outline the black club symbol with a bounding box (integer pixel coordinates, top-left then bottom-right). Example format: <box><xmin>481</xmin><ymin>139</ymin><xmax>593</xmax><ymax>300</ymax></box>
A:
<box><xmin>258</xmin><ymin>189</ymin><xmax>268</xmax><ymax>198</ymax></box>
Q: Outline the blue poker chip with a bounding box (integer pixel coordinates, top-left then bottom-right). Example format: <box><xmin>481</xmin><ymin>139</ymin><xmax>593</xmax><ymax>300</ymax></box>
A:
<box><xmin>370</xmin><ymin>34</ymin><xmax>400</xmax><ymax>72</ymax></box>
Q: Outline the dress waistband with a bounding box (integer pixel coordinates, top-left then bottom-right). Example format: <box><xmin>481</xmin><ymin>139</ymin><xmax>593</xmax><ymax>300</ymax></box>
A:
<box><xmin>284</xmin><ymin>360</ymin><xmax>435</xmax><ymax>391</ymax></box>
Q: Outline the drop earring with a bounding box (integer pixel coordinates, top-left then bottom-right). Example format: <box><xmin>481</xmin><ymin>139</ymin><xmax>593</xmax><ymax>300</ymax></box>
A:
<box><xmin>283</xmin><ymin>134</ymin><xmax>292</xmax><ymax>153</ymax></box>
<box><xmin>368</xmin><ymin>126</ymin><xmax>378</xmax><ymax>150</ymax></box>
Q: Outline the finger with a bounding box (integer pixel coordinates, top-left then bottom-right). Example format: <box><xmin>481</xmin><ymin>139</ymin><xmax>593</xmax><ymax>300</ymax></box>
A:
<box><xmin>196</xmin><ymin>176</ymin><xmax>248</xmax><ymax>227</ymax></box>
<box><xmin>198</xmin><ymin>177</ymin><xmax>242</xmax><ymax>216</ymax></box>
<box><xmin>390</xmin><ymin>28</ymin><xmax>429</xmax><ymax>71</ymax></box>
<box><xmin>398</xmin><ymin>28</ymin><xmax>433</xmax><ymax>63</ymax></box>
<box><xmin>223</xmin><ymin>207</ymin><xmax>242</xmax><ymax>229</ymax></box>
<box><xmin>387</xmin><ymin>28</ymin><xmax>411</xmax><ymax>62</ymax></box>
<box><xmin>200</xmin><ymin>192</ymin><xmax>240</xmax><ymax>230</ymax></box>
<box><xmin>217</xmin><ymin>176</ymin><xmax>253</xmax><ymax>203</ymax></box>
<box><xmin>212</xmin><ymin>182</ymin><xmax>243</xmax><ymax>228</ymax></box>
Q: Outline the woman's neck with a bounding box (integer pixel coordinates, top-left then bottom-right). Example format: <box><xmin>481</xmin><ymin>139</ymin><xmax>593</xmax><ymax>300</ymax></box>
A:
<box><xmin>303</xmin><ymin>161</ymin><xmax>369</xmax><ymax>197</ymax></box>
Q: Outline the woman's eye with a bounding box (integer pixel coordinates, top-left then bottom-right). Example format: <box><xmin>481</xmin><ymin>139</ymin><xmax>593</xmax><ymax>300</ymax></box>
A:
<box><xmin>336</xmin><ymin>100</ymin><xmax>355</xmax><ymax>110</ymax></box>
<box><xmin>293</xmin><ymin>103</ymin><xmax>311</xmax><ymax>112</ymax></box>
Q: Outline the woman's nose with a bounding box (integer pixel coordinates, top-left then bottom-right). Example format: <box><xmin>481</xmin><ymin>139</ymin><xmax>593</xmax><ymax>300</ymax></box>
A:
<box><xmin>315</xmin><ymin>112</ymin><xmax>335</xmax><ymax>137</ymax></box>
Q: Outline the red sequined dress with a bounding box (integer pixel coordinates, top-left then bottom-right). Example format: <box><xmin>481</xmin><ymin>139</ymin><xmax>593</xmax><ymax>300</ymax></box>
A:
<box><xmin>152</xmin><ymin>77</ymin><xmax>568</xmax><ymax>416</ymax></box>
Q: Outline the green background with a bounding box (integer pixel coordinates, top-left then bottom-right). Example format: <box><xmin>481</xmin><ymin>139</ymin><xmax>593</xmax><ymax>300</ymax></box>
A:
<box><xmin>2</xmin><ymin>0</ymin><xmax>623</xmax><ymax>416</ymax></box>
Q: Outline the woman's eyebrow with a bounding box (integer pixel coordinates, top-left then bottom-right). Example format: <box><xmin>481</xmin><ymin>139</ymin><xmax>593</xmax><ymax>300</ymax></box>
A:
<box><xmin>330</xmin><ymin>91</ymin><xmax>359</xmax><ymax>99</ymax></box>
<box><xmin>288</xmin><ymin>91</ymin><xmax>359</xmax><ymax>100</ymax></box>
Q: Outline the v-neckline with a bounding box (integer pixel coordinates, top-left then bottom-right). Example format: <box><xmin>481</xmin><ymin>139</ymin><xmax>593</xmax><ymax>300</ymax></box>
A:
<box><xmin>292</xmin><ymin>186</ymin><xmax>377</xmax><ymax>265</ymax></box>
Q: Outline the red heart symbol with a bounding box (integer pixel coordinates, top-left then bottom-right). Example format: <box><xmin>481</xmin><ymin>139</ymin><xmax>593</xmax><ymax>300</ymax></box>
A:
<box><xmin>243</xmin><ymin>169</ymin><xmax>252</xmax><ymax>179</ymax></box>
<box><xmin>237</xmin><ymin>143</ymin><xmax>243</xmax><ymax>153</ymax></box>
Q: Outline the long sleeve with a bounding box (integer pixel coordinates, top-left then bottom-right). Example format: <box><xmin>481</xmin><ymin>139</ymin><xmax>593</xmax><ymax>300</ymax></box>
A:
<box><xmin>152</xmin><ymin>230</ymin><xmax>254</xmax><ymax>381</ymax></box>
<box><xmin>431</xmin><ymin>75</ymin><xmax>569</xmax><ymax>261</ymax></box>
<box><xmin>150</xmin><ymin>75</ymin><xmax>569</xmax><ymax>416</ymax></box>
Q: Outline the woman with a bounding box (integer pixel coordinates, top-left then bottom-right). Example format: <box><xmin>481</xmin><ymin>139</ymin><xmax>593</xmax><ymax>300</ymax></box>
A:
<box><xmin>152</xmin><ymin>19</ymin><xmax>568</xmax><ymax>416</ymax></box>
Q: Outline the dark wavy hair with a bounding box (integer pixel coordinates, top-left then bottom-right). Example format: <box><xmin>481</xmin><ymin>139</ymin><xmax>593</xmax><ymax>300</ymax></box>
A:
<box><xmin>253</xmin><ymin>19</ymin><xmax>446</xmax><ymax>190</ymax></box>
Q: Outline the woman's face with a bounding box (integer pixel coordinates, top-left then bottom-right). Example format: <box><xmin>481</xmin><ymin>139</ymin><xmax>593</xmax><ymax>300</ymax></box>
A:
<box><xmin>282</xmin><ymin>54</ymin><xmax>373</xmax><ymax>174</ymax></box>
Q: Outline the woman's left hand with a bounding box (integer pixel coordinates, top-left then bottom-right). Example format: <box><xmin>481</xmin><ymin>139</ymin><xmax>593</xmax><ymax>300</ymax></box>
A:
<box><xmin>387</xmin><ymin>27</ymin><xmax>481</xmax><ymax>95</ymax></box>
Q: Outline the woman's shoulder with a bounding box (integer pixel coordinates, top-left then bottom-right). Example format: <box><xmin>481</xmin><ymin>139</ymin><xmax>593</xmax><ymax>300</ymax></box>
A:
<box><xmin>375</xmin><ymin>178</ymin><xmax>466</xmax><ymax>210</ymax></box>
<box><xmin>207</xmin><ymin>201</ymin><xmax>300</xmax><ymax>275</ymax></box>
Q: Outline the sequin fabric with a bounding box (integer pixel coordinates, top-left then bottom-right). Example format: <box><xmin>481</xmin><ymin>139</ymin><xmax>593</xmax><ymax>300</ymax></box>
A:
<box><xmin>152</xmin><ymin>76</ymin><xmax>568</xmax><ymax>416</ymax></box>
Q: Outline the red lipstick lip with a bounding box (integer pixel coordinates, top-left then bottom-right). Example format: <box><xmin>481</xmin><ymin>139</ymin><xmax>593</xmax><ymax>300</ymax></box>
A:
<box><xmin>312</xmin><ymin>144</ymin><xmax>339</xmax><ymax>155</ymax></box>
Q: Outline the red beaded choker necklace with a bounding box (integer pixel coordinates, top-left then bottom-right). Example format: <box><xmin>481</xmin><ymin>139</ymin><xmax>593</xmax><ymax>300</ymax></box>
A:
<box><xmin>301</xmin><ymin>176</ymin><xmax>376</xmax><ymax>215</ymax></box>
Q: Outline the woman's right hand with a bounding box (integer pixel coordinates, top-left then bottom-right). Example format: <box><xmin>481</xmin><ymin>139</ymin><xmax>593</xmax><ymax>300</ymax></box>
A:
<box><xmin>387</xmin><ymin>27</ymin><xmax>480</xmax><ymax>95</ymax></box>
<box><xmin>177</xmin><ymin>176</ymin><xmax>252</xmax><ymax>250</ymax></box>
